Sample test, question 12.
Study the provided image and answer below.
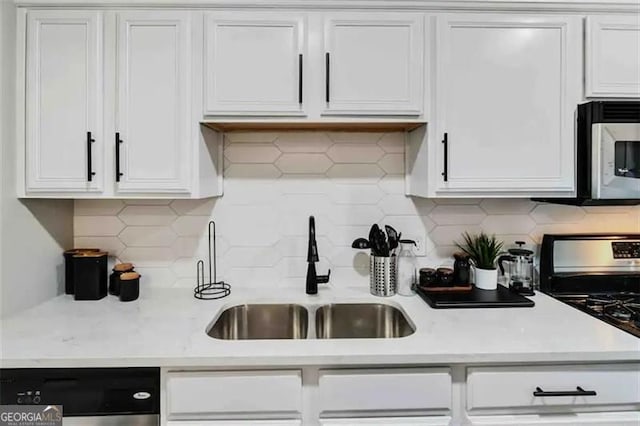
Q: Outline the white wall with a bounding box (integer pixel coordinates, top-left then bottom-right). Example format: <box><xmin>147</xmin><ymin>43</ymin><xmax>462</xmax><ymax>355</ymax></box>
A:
<box><xmin>74</xmin><ymin>131</ymin><xmax>640</xmax><ymax>289</ymax></box>
<box><xmin>1</xmin><ymin>1</ymin><xmax>74</xmax><ymax>318</ymax></box>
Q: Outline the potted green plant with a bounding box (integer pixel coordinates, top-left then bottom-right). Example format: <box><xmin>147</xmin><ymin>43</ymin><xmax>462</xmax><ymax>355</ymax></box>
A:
<box><xmin>455</xmin><ymin>232</ymin><xmax>504</xmax><ymax>290</ymax></box>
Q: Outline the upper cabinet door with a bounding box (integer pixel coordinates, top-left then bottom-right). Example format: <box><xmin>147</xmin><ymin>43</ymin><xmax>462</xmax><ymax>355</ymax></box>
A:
<box><xmin>323</xmin><ymin>13</ymin><xmax>424</xmax><ymax>116</ymax></box>
<box><xmin>204</xmin><ymin>13</ymin><xmax>306</xmax><ymax>116</ymax></box>
<box><xmin>25</xmin><ymin>10</ymin><xmax>103</xmax><ymax>193</ymax></box>
<box><xmin>586</xmin><ymin>15</ymin><xmax>640</xmax><ymax>98</ymax></box>
<box><xmin>116</xmin><ymin>11</ymin><xmax>191</xmax><ymax>194</ymax></box>
<box><xmin>434</xmin><ymin>14</ymin><xmax>581</xmax><ymax>195</ymax></box>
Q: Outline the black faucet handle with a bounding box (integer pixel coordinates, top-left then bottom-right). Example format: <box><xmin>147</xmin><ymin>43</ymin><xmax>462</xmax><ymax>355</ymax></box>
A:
<box><xmin>317</xmin><ymin>269</ymin><xmax>331</xmax><ymax>284</ymax></box>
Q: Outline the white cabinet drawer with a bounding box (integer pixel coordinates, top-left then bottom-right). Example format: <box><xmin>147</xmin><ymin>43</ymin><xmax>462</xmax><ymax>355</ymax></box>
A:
<box><xmin>320</xmin><ymin>417</ymin><xmax>451</xmax><ymax>425</ymax></box>
<box><xmin>468</xmin><ymin>411</ymin><xmax>640</xmax><ymax>425</ymax></box>
<box><xmin>467</xmin><ymin>364</ymin><xmax>640</xmax><ymax>412</ymax></box>
<box><xmin>318</xmin><ymin>368</ymin><xmax>452</xmax><ymax>417</ymax></box>
<box><xmin>168</xmin><ymin>421</ymin><xmax>301</xmax><ymax>426</ymax></box>
<box><xmin>166</xmin><ymin>370</ymin><xmax>302</xmax><ymax>419</ymax></box>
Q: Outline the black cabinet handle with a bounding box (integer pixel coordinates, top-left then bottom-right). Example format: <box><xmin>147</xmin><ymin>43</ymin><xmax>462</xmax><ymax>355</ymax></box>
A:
<box><xmin>298</xmin><ymin>53</ymin><xmax>303</xmax><ymax>105</ymax></box>
<box><xmin>441</xmin><ymin>132</ymin><xmax>448</xmax><ymax>182</ymax></box>
<box><xmin>87</xmin><ymin>131</ymin><xmax>96</xmax><ymax>182</ymax></box>
<box><xmin>533</xmin><ymin>387</ymin><xmax>597</xmax><ymax>397</ymax></box>
<box><xmin>115</xmin><ymin>132</ymin><xmax>123</xmax><ymax>183</ymax></box>
<box><xmin>325</xmin><ymin>52</ymin><xmax>330</xmax><ymax>103</ymax></box>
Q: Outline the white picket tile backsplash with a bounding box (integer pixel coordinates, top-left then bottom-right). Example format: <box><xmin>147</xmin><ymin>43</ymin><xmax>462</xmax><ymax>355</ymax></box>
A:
<box><xmin>74</xmin><ymin>132</ymin><xmax>640</xmax><ymax>289</ymax></box>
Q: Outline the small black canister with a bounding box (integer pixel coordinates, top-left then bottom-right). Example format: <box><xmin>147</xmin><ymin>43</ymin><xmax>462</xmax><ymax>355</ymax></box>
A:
<box><xmin>436</xmin><ymin>267</ymin><xmax>454</xmax><ymax>286</ymax></box>
<box><xmin>63</xmin><ymin>248</ymin><xmax>100</xmax><ymax>294</ymax></box>
<box><xmin>109</xmin><ymin>263</ymin><xmax>134</xmax><ymax>296</ymax></box>
<box><xmin>119</xmin><ymin>272</ymin><xmax>141</xmax><ymax>302</ymax></box>
<box><xmin>419</xmin><ymin>268</ymin><xmax>438</xmax><ymax>287</ymax></box>
<box><xmin>453</xmin><ymin>252</ymin><xmax>471</xmax><ymax>285</ymax></box>
<box><xmin>73</xmin><ymin>251</ymin><xmax>108</xmax><ymax>300</ymax></box>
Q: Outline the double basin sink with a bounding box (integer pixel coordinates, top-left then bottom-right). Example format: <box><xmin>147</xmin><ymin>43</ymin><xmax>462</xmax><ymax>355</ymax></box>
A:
<box><xmin>207</xmin><ymin>303</ymin><xmax>415</xmax><ymax>340</ymax></box>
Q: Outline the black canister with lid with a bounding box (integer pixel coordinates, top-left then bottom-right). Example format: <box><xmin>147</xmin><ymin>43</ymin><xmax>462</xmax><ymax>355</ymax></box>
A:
<box><xmin>419</xmin><ymin>268</ymin><xmax>438</xmax><ymax>287</ymax></box>
<box><xmin>73</xmin><ymin>251</ymin><xmax>108</xmax><ymax>300</ymax></box>
<box><xmin>453</xmin><ymin>252</ymin><xmax>471</xmax><ymax>285</ymax></box>
<box><xmin>63</xmin><ymin>248</ymin><xmax>100</xmax><ymax>294</ymax></box>
<box><xmin>109</xmin><ymin>263</ymin><xmax>135</xmax><ymax>296</ymax></box>
<box><xmin>119</xmin><ymin>272</ymin><xmax>141</xmax><ymax>302</ymax></box>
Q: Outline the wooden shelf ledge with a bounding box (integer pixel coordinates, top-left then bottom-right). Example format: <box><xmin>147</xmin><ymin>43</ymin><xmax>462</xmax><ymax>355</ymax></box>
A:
<box><xmin>202</xmin><ymin>121</ymin><xmax>427</xmax><ymax>132</ymax></box>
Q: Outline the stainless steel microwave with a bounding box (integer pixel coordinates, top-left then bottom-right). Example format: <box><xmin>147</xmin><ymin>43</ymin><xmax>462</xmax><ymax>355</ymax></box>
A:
<box><xmin>535</xmin><ymin>101</ymin><xmax>640</xmax><ymax>206</ymax></box>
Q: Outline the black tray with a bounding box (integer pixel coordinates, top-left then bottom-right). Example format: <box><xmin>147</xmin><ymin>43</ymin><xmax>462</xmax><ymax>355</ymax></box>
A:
<box><xmin>416</xmin><ymin>284</ymin><xmax>534</xmax><ymax>308</ymax></box>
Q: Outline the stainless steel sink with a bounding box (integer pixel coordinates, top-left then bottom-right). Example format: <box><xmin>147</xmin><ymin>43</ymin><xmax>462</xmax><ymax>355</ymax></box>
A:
<box><xmin>207</xmin><ymin>304</ymin><xmax>308</xmax><ymax>340</ymax></box>
<box><xmin>315</xmin><ymin>303</ymin><xmax>415</xmax><ymax>339</ymax></box>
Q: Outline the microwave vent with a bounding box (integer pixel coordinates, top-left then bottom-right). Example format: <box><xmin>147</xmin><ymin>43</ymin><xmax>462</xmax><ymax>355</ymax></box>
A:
<box><xmin>600</xmin><ymin>102</ymin><xmax>640</xmax><ymax>121</ymax></box>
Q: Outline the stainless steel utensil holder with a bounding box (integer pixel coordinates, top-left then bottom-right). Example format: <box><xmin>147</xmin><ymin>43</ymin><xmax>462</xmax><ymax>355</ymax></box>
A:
<box><xmin>370</xmin><ymin>255</ymin><xmax>397</xmax><ymax>297</ymax></box>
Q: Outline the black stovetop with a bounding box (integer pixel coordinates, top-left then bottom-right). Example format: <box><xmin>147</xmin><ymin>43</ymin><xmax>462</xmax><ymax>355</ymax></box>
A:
<box><xmin>551</xmin><ymin>292</ymin><xmax>640</xmax><ymax>338</ymax></box>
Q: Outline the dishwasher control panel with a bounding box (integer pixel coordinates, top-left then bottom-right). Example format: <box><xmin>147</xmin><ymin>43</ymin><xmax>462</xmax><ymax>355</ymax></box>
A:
<box><xmin>0</xmin><ymin>367</ymin><xmax>159</xmax><ymax>415</ymax></box>
<box><xmin>15</xmin><ymin>390</ymin><xmax>42</xmax><ymax>404</ymax></box>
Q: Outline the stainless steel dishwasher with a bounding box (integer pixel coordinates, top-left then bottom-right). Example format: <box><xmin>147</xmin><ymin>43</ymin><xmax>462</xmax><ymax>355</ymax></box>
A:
<box><xmin>0</xmin><ymin>367</ymin><xmax>159</xmax><ymax>425</ymax></box>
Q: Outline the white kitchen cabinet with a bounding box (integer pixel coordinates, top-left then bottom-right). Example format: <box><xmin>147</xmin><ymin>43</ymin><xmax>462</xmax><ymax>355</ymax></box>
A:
<box><xmin>320</xmin><ymin>418</ymin><xmax>452</xmax><ymax>425</ymax></box>
<box><xmin>165</xmin><ymin>370</ymin><xmax>303</xmax><ymax>421</ymax></box>
<box><xmin>25</xmin><ymin>10</ymin><xmax>103</xmax><ymax>193</ymax></box>
<box><xmin>586</xmin><ymin>15</ymin><xmax>640</xmax><ymax>98</ymax></box>
<box><xmin>204</xmin><ymin>12</ymin><xmax>306</xmax><ymax>116</ymax></box>
<box><xmin>20</xmin><ymin>10</ymin><xmax>222</xmax><ymax>198</ymax></box>
<box><xmin>467</xmin><ymin>364</ymin><xmax>640</xmax><ymax>412</ymax></box>
<box><xmin>323</xmin><ymin>13</ymin><xmax>424</xmax><ymax>116</ymax></box>
<box><xmin>115</xmin><ymin>11</ymin><xmax>191</xmax><ymax>194</ymax></box>
<box><xmin>318</xmin><ymin>368</ymin><xmax>451</xmax><ymax>419</ymax></box>
<box><xmin>168</xmin><ymin>422</ymin><xmax>301</xmax><ymax>426</ymax></box>
<box><xmin>408</xmin><ymin>14</ymin><xmax>581</xmax><ymax>198</ymax></box>
<box><xmin>467</xmin><ymin>412</ymin><xmax>640</xmax><ymax>426</ymax></box>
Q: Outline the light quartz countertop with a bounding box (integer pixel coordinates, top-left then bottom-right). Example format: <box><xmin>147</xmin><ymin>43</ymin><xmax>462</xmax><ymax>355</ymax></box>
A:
<box><xmin>1</xmin><ymin>286</ymin><xmax>638</xmax><ymax>368</ymax></box>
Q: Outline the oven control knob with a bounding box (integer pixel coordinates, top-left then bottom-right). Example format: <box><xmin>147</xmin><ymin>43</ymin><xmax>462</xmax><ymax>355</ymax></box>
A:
<box><xmin>33</xmin><ymin>396</ymin><xmax>41</xmax><ymax>404</ymax></box>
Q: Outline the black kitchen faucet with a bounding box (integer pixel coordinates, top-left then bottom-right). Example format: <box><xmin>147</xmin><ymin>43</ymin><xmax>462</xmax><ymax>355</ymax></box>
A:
<box><xmin>306</xmin><ymin>216</ymin><xmax>330</xmax><ymax>294</ymax></box>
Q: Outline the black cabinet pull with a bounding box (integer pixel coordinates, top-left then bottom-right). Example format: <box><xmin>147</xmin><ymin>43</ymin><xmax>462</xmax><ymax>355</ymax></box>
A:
<box><xmin>533</xmin><ymin>387</ymin><xmax>597</xmax><ymax>397</ymax></box>
<box><xmin>441</xmin><ymin>132</ymin><xmax>448</xmax><ymax>182</ymax></box>
<box><xmin>87</xmin><ymin>131</ymin><xmax>96</xmax><ymax>182</ymax></box>
<box><xmin>115</xmin><ymin>132</ymin><xmax>123</xmax><ymax>183</ymax></box>
<box><xmin>298</xmin><ymin>53</ymin><xmax>303</xmax><ymax>105</ymax></box>
<box><xmin>325</xmin><ymin>52</ymin><xmax>330</xmax><ymax>103</ymax></box>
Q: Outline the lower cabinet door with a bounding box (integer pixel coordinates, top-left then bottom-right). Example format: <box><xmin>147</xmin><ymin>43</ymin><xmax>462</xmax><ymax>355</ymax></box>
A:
<box><xmin>168</xmin><ymin>421</ymin><xmax>301</xmax><ymax>426</ymax></box>
<box><xmin>318</xmin><ymin>368</ymin><xmax>452</xmax><ymax>418</ymax></box>
<box><xmin>467</xmin><ymin>364</ymin><xmax>640</xmax><ymax>413</ymax></box>
<box><xmin>320</xmin><ymin>417</ymin><xmax>452</xmax><ymax>425</ymax></box>
<box><xmin>468</xmin><ymin>412</ymin><xmax>640</xmax><ymax>425</ymax></box>
<box><xmin>166</xmin><ymin>370</ymin><xmax>302</xmax><ymax>421</ymax></box>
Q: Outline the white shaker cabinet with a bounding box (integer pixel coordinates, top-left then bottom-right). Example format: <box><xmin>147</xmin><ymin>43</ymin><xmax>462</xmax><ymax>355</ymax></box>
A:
<box><xmin>204</xmin><ymin>13</ymin><xmax>306</xmax><ymax>116</ymax></box>
<box><xmin>586</xmin><ymin>15</ymin><xmax>640</xmax><ymax>98</ymax></box>
<box><xmin>410</xmin><ymin>14</ymin><xmax>581</xmax><ymax>197</ymax></box>
<box><xmin>165</xmin><ymin>370</ymin><xmax>303</xmax><ymax>422</ymax></box>
<box><xmin>323</xmin><ymin>13</ymin><xmax>424</xmax><ymax>116</ymax></box>
<box><xmin>115</xmin><ymin>11</ymin><xmax>191</xmax><ymax>194</ymax></box>
<box><xmin>20</xmin><ymin>10</ymin><xmax>222</xmax><ymax>198</ymax></box>
<box><xmin>25</xmin><ymin>10</ymin><xmax>103</xmax><ymax>193</ymax></box>
<box><xmin>318</xmin><ymin>368</ymin><xmax>452</xmax><ymax>423</ymax></box>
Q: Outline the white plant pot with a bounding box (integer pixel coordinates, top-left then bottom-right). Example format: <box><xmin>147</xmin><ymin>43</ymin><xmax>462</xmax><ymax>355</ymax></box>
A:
<box><xmin>474</xmin><ymin>267</ymin><xmax>498</xmax><ymax>290</ymax></box>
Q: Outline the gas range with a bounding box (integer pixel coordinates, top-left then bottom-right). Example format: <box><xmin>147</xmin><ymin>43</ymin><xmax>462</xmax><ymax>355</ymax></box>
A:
<box><xmin>554</xmin><ymin>292</ymin><xmax>640</xmax><ymax>337</ymax></box>
<box><xmin>540</xmin><ymin>234</ymin><xmax>640</xmax><ymax>338</ymax></box>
